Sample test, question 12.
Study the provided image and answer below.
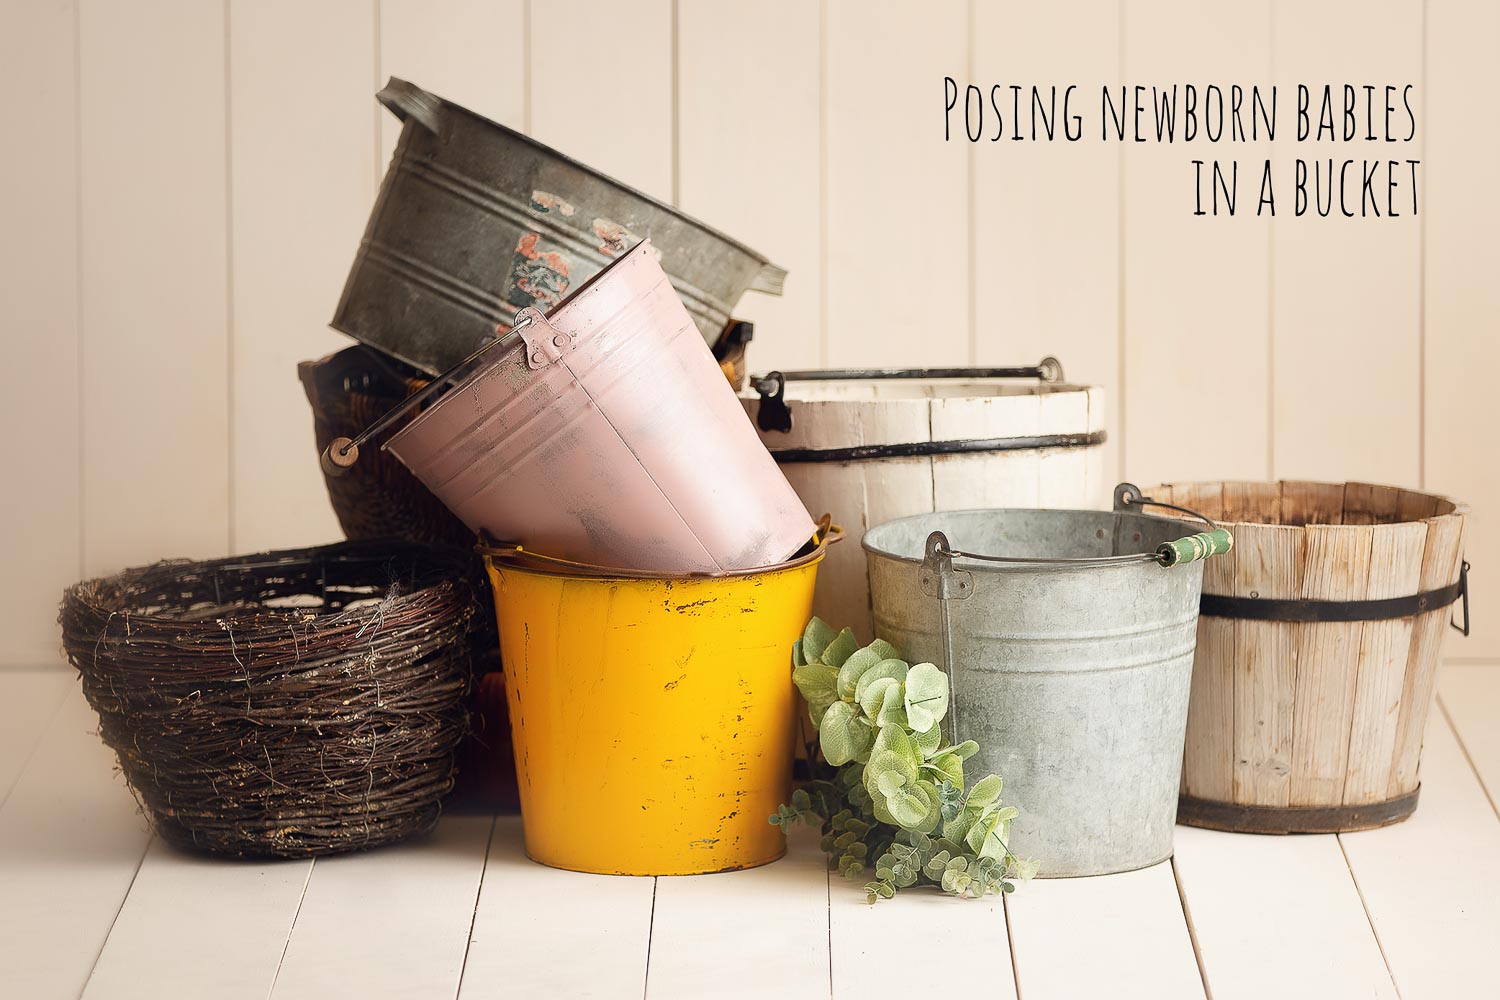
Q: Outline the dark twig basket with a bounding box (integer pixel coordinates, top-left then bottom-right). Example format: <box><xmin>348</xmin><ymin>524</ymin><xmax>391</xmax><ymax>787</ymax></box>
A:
<box><xmin>59</xmin><ymin>540</ymin><xmax>478</xmax><ymax>858</ymax></box>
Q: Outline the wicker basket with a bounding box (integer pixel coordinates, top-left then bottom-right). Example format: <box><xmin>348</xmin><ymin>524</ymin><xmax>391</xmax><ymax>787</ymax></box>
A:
<box><xmin>59</xmin><ymin>540</ymin><xmax>479</xmax><ymax>857</ymax></box>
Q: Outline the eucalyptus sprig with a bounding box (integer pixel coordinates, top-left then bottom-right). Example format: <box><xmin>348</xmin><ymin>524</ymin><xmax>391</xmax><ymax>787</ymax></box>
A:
<box><xmin>771</xmin><ymin>618</ymin><xmax>1040</xmax><ymax>903</ymax></box>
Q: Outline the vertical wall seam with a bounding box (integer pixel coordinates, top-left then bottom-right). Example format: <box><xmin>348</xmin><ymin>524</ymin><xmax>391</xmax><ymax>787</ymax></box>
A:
<box><xmin>1115</xmin><ymin>0</ymin><xmax>1127</xmax><ymax>479</ymax></box>
<box><xmin>223</xmin><ymin>0</ymin><xmax>236</xmax><ymax>554</ymax></box>
<box><xmin>523</xmin><ymin>0</ymin><xmax>533</xmax><ymax>134</ymax></box>
<box><xmin>965</xmin><ymin>0</ymin><xmax>977</xmax><ymax>365</ymax></box>
<box><xmin>670</xmin><ymin>0</ymin><xmax>680</xmax><ymax>208</ymax></box>
<box><xmin>1266</xmin><ymin>0</ymin><xmax>1277</xmax><ymax>481</ymax></box>
<box><xmin>73</xmin><ymin>0</ymin><xmax>86</xmax><ymax>577</ymax></box>
<box><xmin>372</xmin><ymin>0</ymin><xmax>382</xmax><ymax>189</ymax></box>
<box><xmin>818</xmin><ymin>0</ymin><xmax>829</xmax><ymax>367</ymax></box>
<box><xmin>1418</xmin><ymin>0</ymin><xmax>1428</xmax><ymax>490</ymax></box>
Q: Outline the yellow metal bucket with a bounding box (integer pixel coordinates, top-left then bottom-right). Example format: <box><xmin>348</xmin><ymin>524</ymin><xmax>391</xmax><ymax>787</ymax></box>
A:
<box><xmin>480</xmin><ymin>528</ymin><xmax>835</xmax><ymax>876</ymax></box>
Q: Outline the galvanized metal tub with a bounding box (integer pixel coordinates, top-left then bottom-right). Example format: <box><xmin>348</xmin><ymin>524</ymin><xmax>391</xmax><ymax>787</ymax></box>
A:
<box><xmin>862</xmin><ymin>487</ymin><xmax>1228</xmax><ymax>877</ymax></box>
<box><xmin>385</xmin><ymin>240</ymin><xmax>814</xmax><ymax>575</ymax></box>
<box><xmin>334</xmin><ymin>78</ymin><xmax>787</xmax><ymax>376</ymax></box>
<box><xmin>740</xmin><ymin>365</ymin><xmax>1107</xmax><ymax>643</ymax></box>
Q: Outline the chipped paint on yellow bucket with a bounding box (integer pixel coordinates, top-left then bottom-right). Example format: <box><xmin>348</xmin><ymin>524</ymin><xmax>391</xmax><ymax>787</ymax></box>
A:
<box><xmin>480</xmin><ymin>532</ymin><xmax>833</xmax><ymax>876</ymax></box>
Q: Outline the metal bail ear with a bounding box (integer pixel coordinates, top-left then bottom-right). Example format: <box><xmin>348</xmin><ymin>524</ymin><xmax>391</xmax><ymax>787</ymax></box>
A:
<box><xmin>920</xmin><ymin>531</ymin><xmax>973</xmax><ymax>601</ymax></box>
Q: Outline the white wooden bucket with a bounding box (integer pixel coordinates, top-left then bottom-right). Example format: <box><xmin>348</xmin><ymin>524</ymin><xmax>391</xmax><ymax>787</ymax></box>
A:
<box><xmin>740</xmin><ymin>362</ymin><xmax>1107</xmax><ymax>641</ymax></box>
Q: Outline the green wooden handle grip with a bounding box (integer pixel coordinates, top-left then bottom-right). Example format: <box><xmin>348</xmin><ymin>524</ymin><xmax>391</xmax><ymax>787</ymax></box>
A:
<box><xmin>1157</xmin><ymin>528</ymin><xmax>1234</xmax><ymax>567</ymax></box>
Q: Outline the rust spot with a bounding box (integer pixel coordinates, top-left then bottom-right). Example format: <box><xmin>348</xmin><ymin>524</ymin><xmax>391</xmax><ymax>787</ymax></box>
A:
<box><xmin>663</xmin><ymin>673</ymin><xmax>688</xmax><ymax>691</ymax></box>
<box><xmin>687</xmin><ymin>837</ymin><xmax>721</xmax><ymax>849</ymax></box>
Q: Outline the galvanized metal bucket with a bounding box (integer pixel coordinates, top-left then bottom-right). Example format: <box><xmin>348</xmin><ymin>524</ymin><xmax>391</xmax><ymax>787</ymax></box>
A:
<box><xmin>333</xmin><ymin>78</ymin><xmax>787</xmax><ymax>375</ymax></box>
<box><xmin>862</xmin><ymin>485</ymin><xmax>1232</xmax><ymax>877</ymax></box>
<box><xmin>384</xmin><ymin>240</ymin><xmax>815</xmax><ymax>575</ymax></box>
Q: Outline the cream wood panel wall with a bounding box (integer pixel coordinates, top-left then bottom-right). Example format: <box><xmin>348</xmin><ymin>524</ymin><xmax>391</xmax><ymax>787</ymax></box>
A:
<box><xmin>1</xmin><ymin>0</ymin><xmax>1493</xmax><ymax>666</ymax></box>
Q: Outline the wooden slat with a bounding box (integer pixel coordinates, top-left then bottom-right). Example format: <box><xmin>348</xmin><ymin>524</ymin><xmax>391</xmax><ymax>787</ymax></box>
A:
<box><xmin>1230</xmin><ymin>521</ymin><xmax>1304</xmax><ymax>806</ymax></box>
<box><xmin>1340</xmin><ymin>698</ymin><xmax>1500</xmax><ymax>997</ymax></box>
<box><xmin>79</xmin><ymin>0</ymin><xmax>230</xmax><ymax>575</ymax></box>
<box><xmin>1280</xmin><ymin>481</ymin><xmax>1346</xmax><ymax>527</ymax></box>
<box><xmin>1289</xmin><ymin>525</ymin><xmax>1373</xmax><ymax>804</ymax></box>
<box><xmin>1426</xmin><ymin>0</ymin><xmax>1499</xmax><ymax>661</ymax></box>
<box><xmin>646</xmin><ymin>829</ymin><xmax>828</xmax><ymax>999</ymax></box>
<box><xmin>1173</xmin><ymin>826</ymin><xmax>1396</xmax><ymax>999</ymax></box>
<box><xmin>459</xmin><ymin>817</ymin><xmax>652</xmax><ymax>999</ymax></box>
<box><xmin>377</xmin><ymin>0</ymin><xmax>526</xmax><ymax>165</ymax></box>
<box><xmin>931</xmin><ymin>393</ymin><xmax>1042</xmax><ymax>509</ymax></box>
<box><xmin>0</xmin><ymin>688</ymin><xmax>151</xmax><ymax>999</ymax></box>
<box><xmin>1182</xmin><ymin>481</ymin><xmax>1235</xmax><ymax>801</ymax></box>
<box><xmin>824</xmin><ymin>0</ymin><xmax>968</xmax><ymax>367</ymax></box>
<box><xmin>83</xmin><ymin>840</ymin><xmax>310</xmax><ymax>999</ymax></box>
<box><xmin>0</xmin><ymin>671</ymin><xmax>71</xmax><ymax>806</ymax></box>
<box><xmin>1270</xmin><ymin>1</ymin><xmax>1422</xmax><ymax>487</ymax></box>
<box><xmin>1006</xmin><ymin>862</ymin><xmax>1201</xmax><ymax>999</ymax></box>
<box><xmin>1121</xmin><ymin>3</ymin><xmax>1271</xmax><ymax>486</ymax></box>
<box><xmin>0</xmin><ymin>0</ymin><xmax>80</xmax><ymax>667</ymax></box>
<box><xmin>972</xmin><ymin>0</ymin><xmax>1122</xmax><ymax>490</ymax></box>
<box><xmin>270</xmin><ymin>814</ymin><xmax>492</xmax><ymax>998</ymax></box>
<box><xmin>528</xmin><ymin>0</ymin><xmax>673</xmax><ymax>201</ymax></box>
<box><xmin>1343</xmin><ymin>521</ymin><xmax>1428</xmax><ymax>803</ymax></box>
<box><xmin>830</xmin><ymin>879</ymin><xmax>1013</xmax><ymax>998</ymax></box>
<box><xmin>1390</xmin><ymin>514</ymin><xmax>1467</xmax><ymax>794</ymax></box>
<box><xmin>227</xmin><ymin>0</ymin><xmax>374</xmax><ymax>554</ymax></box>
<box><xmin>677</xmin><ymin>0</ymin><xmax>822</xmax><ymax>369</ymax></box>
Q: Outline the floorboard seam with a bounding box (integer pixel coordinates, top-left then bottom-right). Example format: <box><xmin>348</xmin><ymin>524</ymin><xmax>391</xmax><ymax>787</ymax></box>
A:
<box><xmin>265</xmin><ymin>857</ymin><xmax>316</xmax><ymax>1000</ymax></box>
<box><xmin>1169</xmin><ymin>855</ymin><xmax>1213</xmax><ymax>1000</ymax></box>
<box><xmin>1001</xmin><ymin>891</ymin><xmax>1022</xmax><ymax>1000</ymax></box>
<box><xmin>641</xmin><ymin>875</ymin><xmax>658</xmax><ymax>1000</ymax></box>
<box><xmin>1438</xmin><ymin>693</ymin><xmax>1500</xmax><ymax>823</ymax></box>
<box><xmin>0</xmin><ymin>676</ymin><xmax>72</xmax><ymax>812</ymax></box>
<box><xmin>79</xmin><ymin>833</ymin><xmax>154</xmax><ymax>996</ymax></box>
<box><xmin>453</xmin><ymin>813</ymin><xmax>499</xmax><ymax>999</ymax></box>
<box><xmin>1335</xmin><ymin>834</ymin><xmax>1403</xmax><ymax>1000</ymax></box>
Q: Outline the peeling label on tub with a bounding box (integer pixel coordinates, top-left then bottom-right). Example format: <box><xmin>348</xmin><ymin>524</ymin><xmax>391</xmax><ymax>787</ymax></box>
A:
<box><xmin>529</xmin><ymin>190</ymin><xmax>576</xmax><ymax>216</ymax></box>
<box><xmin>592</xmin><ymin>218</ymin><xmax>634</xmax><ymax>257</ymax></box>
<box><xmin>507</xmin><ymin>232</ymin><xmax>571</xmax><ymax>310</ymax></box>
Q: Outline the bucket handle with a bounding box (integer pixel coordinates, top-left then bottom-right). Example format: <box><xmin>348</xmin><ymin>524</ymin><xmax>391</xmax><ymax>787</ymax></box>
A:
<box><xmin>377</xmin><ymin>77</ymin><xmax>447</xmax><ymax>141</ymax></box>
<box><xmin>1113</xmin><ymin>483</ymin><xmax>1235</xmax><ymax>568</ymax></box>
<box><xmin>319</xmin><ymin>311</ymin><xmax>538</xmax><ymax>477</ymax></box>
<box><xmin>748</xmin><ymin>359</ymin><xmax>1064</xmax><ymax>434</ymax></box>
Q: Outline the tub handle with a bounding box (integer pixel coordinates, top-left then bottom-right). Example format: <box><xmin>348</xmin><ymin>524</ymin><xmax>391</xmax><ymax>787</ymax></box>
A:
<box><xmin>749</xmin><ymin>359</ymin><xmax>1064</xmax><ymax>433</ymax></box>
<box><xmin>377</xmin><ymin>77</ymin><xmax>447</xmax><ymax>141</ymax></box>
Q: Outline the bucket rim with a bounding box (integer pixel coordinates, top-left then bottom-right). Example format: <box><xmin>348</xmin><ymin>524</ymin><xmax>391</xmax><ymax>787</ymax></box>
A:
<box><xmin>861</xmin><ymin>507</ymin><xmax>1198</xmax><ymax>572</ymax></box>
<box><xmin>480</xmin><ymin>520</ymin><xmax>841</xmax><ymax>582</ymax></box>
<box><xmin>1135</xmin><ymin>478</ymin><xmax>1469</xmax><ymax>526</ymax></box>
<box><xmin>381</xmin><ymin>77</ymin><xmax>784</xmax><ymax>276</ymax></box>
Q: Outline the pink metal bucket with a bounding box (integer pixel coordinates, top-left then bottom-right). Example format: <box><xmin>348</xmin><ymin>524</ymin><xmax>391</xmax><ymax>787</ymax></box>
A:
<box><xmin>384</xmin><ymin>241</ymin><xmax>815</xmax><ymax>574</ymax></box>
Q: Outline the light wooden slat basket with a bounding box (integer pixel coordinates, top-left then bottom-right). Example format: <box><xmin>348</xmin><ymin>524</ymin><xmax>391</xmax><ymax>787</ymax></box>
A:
<box><xmin>1143</xmin><ymin>481</ymin><xmax>1469</xmax><ymax>833</ymax></box>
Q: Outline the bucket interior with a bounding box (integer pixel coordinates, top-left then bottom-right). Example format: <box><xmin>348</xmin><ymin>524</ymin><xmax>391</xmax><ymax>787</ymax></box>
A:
<box><xmin>1141</xmin><ymin>480</ymin><xmax>1463</xmax><ymax>527</ymax></box>
<box><xmin>862</xmin><ymin>508</ymin><xmax>1192</xmax><ymax>566</ymax></box>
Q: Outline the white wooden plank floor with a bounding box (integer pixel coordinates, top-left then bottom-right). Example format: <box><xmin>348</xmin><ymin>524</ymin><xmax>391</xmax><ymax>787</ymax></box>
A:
<box><xmin>2</xmin><ymin>663</ymin><xmax>1497</xmax><ymax>1000</ymax></box>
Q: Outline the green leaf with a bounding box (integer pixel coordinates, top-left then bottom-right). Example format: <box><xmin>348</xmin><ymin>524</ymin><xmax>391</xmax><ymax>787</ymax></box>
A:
<box><xmin>911</xmin><ymin>722</ymin><xmax>942</xmax><ymax>757</ymax></box>
<box><xmin>966</xmin><ymin>774</ymin><xmax>1004</xmax><ymax>809</ymax></box>
<box><xmin>903</xmin><ymin>663</ymin><xmax>950</xmax><ymax>732</ymax></box>
<box><xmin>857</xmin><ymin>676</ymin><xmax>899</xmax><ymax>720</ymax></box>
<box><xmin>821</xmin><ymin>628</ymin><xmax>859</xmax><ymax>668</ymax></box>
<box><xmin>1012</xmin><ymin>858</ymin><xmax>1040</xmax><ymax>882</ymax></box>
<box><xmin>835</xmin><ymin>646</ymin><xmax>884</xmax><ymax>700</ymax></box>
<box><xmin>875</xmin><ymin>770</ymin><xmax>907</xmax><ymax>798</ymax></box>
<box><xmin>950</xmin><ymin>740</ymin><xmax>980</xmax><ymax>761</ymax></box>
<box><xmin>792</xmin><ymin>638</ymin><xmax>806</xmax><ymax>668</ymax></box>
<box><xmin>819</xmin><ymin>701</ymin><xmax>872</xmax><ymax>766</ymax></box>
<box><xmin>867</xmin><ymin>638</ymin><xmax>901</xmax><ymax>662</ymax></box>
<box><xmin>802</xmin><ymin>618</ymin><xmax>837</xmax><ymax>663</ymax></box>
<box><xmin>872</xmin><ymin>723</ymin><xmax>922</xmax><ymax>772</ymax></box>
<box><xmin>876</xmin><ymin>693</ymin><xmax>909</xmax><ymax>729</ymax></box>
<box><xmin>866</xmin><ymin>748</ymin><xmax>918</xmax><ymax>798</ymax></box>
<box><xmin>792</xmin><ymin>664</ymin><xmax>840</xmax><ymax>725</ymax></box>
<box><xmin>924</xmin><ymin>751</ymin><xmax>964</xmax><ymax>789</ymax></box>
<box><xmin>853</xmin><ymin>658</ymin><xmax>909</xmax><ymax>703</ymax></box>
